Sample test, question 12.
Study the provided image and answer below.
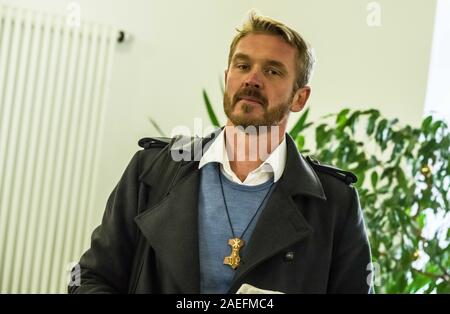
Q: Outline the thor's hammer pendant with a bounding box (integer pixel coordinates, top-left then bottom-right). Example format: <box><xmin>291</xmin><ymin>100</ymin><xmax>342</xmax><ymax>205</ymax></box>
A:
<box><xmin>223</xmin><ymin>238</ymin><xmax>245</xmax><ymax>270</ymax></box>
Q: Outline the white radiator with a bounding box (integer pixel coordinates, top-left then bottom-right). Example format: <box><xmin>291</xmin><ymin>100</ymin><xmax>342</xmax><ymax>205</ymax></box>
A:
<box><xmin>0</xmin><ymin>4</ymin><xmax>118</xmax><ymax>293</ymax></box>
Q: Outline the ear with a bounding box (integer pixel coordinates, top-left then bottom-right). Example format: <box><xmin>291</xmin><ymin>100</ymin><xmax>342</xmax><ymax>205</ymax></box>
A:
<box><xmin>290</xmin><ymin>86</ymin><xmax>311</xmax><ymax>112</ymax></box>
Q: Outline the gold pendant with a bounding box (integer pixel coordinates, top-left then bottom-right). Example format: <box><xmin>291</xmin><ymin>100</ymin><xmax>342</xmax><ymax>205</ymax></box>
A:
<box><xmin>223</xmin><ymin>237</ymin><xmax>245</xmax><ymax>270</ymax></box>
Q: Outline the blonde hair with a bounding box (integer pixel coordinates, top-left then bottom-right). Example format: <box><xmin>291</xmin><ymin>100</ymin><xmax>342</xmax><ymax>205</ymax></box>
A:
<box><xmin>228</xmin><ymin>11</ymin><xmax>315</xmax><ymax>89</ymax></box>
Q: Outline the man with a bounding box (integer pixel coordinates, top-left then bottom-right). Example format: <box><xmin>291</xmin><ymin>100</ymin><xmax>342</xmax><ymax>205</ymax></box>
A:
<box><xmin>69</xmin><ymin>12</ymin><xmax>373</xmax><ymax>294</ymax></box>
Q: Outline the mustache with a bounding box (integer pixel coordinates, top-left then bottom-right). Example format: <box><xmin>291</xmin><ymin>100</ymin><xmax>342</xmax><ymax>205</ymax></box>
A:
<box><xmin>233</xmin><ymin>87</ymin><xmax>267</xmax><ymax>107</ymax></box>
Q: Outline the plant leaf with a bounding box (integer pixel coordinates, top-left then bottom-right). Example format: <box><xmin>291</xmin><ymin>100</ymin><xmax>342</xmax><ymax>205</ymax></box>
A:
<box><xmin>296</xmin><ymin>135</ymin><xmax>305</xmax><ymax>150</ymax></box>
<box><xmin>147</xmin><ymin>116</ymin><xmax>166</xmax><ymax>137</ymax></box>
<box><xmin>219</xmin><ymin>76</ymin><xmax>225</xmax><ymax>95</ymax></box>
<box><xmin>371</xmin><ymin>171</ymin><xmax>378</xmax><ymax>189</ymax></box>
<box><xmin>421</xmin><ymin>116</ymin><xmax>433</xmax><ymax>133</ymax></box>
<box><xmin>202</xmin><ymin>89</ymin><xmax>221</xmax><ymax>127</ymax></box>
<box><xmin>367</xmin><ymin>111</ymin><xmax>380</xmax><ymax>136</ymax></box>
<box><xmin>289</xmin><ymin>108</ymin><xmax>310</xmax><ymax>138</ymax></box>
<box><xmin>336</xmin><ymin>108</ymin><xmax>350</xmax><ymax>128</ymax></box>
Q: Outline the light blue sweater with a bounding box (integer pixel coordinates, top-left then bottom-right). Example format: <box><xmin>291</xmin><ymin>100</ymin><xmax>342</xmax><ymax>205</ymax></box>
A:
<box><xmin>198</xmin><ymin>163</ymin><xmax>274</xmax><ymax>294</ymax></box>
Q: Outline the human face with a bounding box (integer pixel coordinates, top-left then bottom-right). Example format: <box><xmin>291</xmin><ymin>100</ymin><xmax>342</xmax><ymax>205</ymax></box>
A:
<box><xmin>224</xmin><ymin>33</ymin><xmax>308</xmax><ymax>130</ymax></box>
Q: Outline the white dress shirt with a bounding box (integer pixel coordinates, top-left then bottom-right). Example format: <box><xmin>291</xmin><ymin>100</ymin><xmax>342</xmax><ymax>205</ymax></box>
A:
<box><xmin>198</xmin><ymin>128</ymin><xmax>287</xmax><ymax>186</ymax></box>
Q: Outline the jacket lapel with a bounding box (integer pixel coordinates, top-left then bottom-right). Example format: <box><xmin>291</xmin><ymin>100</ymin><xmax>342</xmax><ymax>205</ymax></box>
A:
<box><xmin>135</xmin><ymin>160</ymin><xmax>202</xmax><ymax>293</ymax></box>
<box><xmin>133</xmin><ymin>132</ymin><xmax>220</xmax><ymax>294</ymax></box>
<box><xmin>228</xmin><ymin>135</ymin><xmax>327</xmax><ymax>292</ymax></box>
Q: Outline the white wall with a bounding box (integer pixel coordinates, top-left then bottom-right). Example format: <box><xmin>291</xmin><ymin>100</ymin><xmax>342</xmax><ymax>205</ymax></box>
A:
<box><xmin>425</xmin><ymin>0</ymin><xmax>450</xmax><ymax>123</ymax></box>
<box><xmin>1</xmin><ymin>0</ymin><xmax>437</xmax><ymax>256</ymax></box>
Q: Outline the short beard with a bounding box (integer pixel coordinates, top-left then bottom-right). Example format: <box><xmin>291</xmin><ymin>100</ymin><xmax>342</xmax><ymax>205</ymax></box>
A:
<box><xmin>223</xmin><ymin>89</ymin><xmax>294</xmax><ymax>129</ymax></box>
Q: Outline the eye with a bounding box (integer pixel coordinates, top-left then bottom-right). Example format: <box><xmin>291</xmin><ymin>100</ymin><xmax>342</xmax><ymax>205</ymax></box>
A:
<box><xmin>236</xmin><ymin>63</ymin><xmax>249</xmax><ymax>71</ymax></box>
<box><xmin>266</xmin><ymin>68</ymin><xmax>281</xmax><ymax>76</ymax></box>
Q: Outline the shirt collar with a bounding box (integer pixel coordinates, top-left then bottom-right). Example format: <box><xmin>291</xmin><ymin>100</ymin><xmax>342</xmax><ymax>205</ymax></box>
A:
<box><xmin>198</xmin><ymin>128</ymin><xmax>287</xmax><ymax>185</ymax></box>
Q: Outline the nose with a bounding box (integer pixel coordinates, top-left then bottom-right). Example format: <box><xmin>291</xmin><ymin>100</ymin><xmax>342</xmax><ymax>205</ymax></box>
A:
<box><xmin>244</xmin><ymin>68</ymin><xmax>263</xmax><ymax>89</ymax></box>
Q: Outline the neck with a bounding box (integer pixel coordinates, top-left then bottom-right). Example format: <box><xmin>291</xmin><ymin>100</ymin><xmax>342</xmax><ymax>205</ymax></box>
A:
<box><xmin>224</xmin><ymin>122</ymin><xmax>286</xmax><ymax>182</ymax></box>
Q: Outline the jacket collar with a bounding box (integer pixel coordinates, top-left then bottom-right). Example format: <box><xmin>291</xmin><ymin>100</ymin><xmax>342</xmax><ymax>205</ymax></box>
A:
<box><xmin>135</xmin><ymin>129</ymin><xmax>326</xmax><ymax>293</ymax></box>
<box><xmin>279</xmin><ymin>134</ymin><xmax>326</xmax><ymax>200</ymax></box>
